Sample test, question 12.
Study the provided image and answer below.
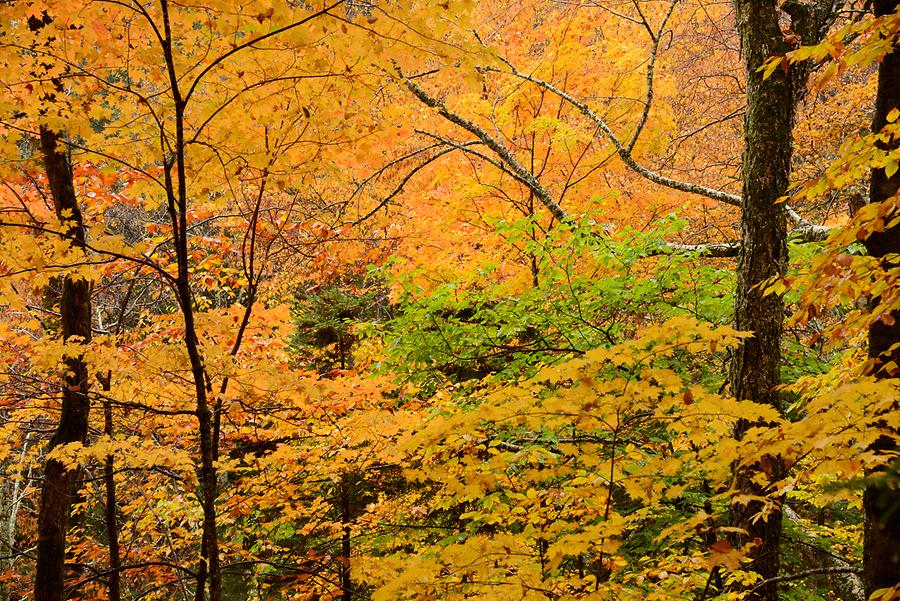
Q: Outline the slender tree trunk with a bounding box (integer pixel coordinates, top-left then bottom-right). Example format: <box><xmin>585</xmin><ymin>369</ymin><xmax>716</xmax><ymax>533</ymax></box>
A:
<box><xmin>170</xmin><ymin>155</ymin><xmax>219</xmax><ymax>601</ymax></box>
<box><xmin>97</xmin><ymin>373</ymin><xmax>121</xmax><ymax>601</ymax></box>
<box><xmin>340</xmin><ymin>479</ymin><xmax>353</xmax><ymax>601</ymax></box>
<box><xmin>33</xmin><ymin>128</ymin><xmax>92</xmax><ymax>601</ymax></box>
<box><xmin>1</xmin><ymin>434</ymin><xmax>32</xmax><ymax>601</ymax></box>
<box><xmin>157</xmin><ymin>3</ymin><xmax>221</xmax><ymax>599</ymax></box>
<box><xmin>863</xmin><ymin>0</ymin><xmax>900</xmax><ymax>593</ymax></box>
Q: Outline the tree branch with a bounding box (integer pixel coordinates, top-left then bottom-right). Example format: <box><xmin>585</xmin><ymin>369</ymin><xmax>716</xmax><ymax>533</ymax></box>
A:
<box><xmin>786</xmin><ymin>205</ymin><xmax>831</xmax><ymax>241</ymax></box>
<box><xmin>666</xmin><ymin>241</ymin><xmax>741</xmax><ymax>257</ymax></box>
<box><xmin>481</xmin><ymin>62</ymin><xmax>743</xmax><ymax>207</ymax></box>
<box><xmin>400</xmin><ymin>72</ymin><xmax>571</xmax><ymax>224</ymax></box>
<box><xmin>483</xmin><ymin>60</ymin><xmax>834</xmax><ymax>244</ymax></box>
<box><xmin>748</xmin><ymin>566</ymin><xmax>864</xmax><ymax>594</ymax></box>
<box><xmin>351</xmin><ymin>141</ymin><xmax>480</xmax><ymax>225</ymax></box>
<box><xmin>626</xmin><ymin>0</ymin><xmax>679</xmax><ymax>152</ymax></box>
<box><xmin>398</xmin><ymin>72</ymin><xmax>741</xmax><ymax>257</ymax></box>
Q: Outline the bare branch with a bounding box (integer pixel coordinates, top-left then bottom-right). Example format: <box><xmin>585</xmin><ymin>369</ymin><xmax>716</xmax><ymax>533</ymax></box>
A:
<box><xmin>786</xmin><ymin>205</ymin><xmax>831</xmax><ymax>241</ymax></box>
<box><xmin>666</xmin><ymin>241</ymin><xmax>741</xmax><ymax>257</ymax></box>
<box><xmin>398</xmin><ymin>72</ymin><xmax>741</xmax><ymax>257</ymax></box>
<box><xmin>351</xmin><ymin>142</ymin><xmax>480</xmax><ymax>226</ymax></box>
<box><xmin>627</xmin><ymin>0</ymin><xmax>679</xmax><ymax>152</ymax></box>
<box><xmin>400</xmin><ymin>73</ymin><xmax>570</xmax><ymax>223</ymax></box>
<box><xmin>481</xmin><ymin>60</ymin><xmax>834</xmax><ymax>244</ymax></box>
<box><xmin>748</xmin><ymin>566</ymin><xmax>864</xmax><ymax>594</ymax></box>
<box><xmin>482</xmin><ymin>62</ymin><xmax>743</xmax><ymax>207</ymax></box>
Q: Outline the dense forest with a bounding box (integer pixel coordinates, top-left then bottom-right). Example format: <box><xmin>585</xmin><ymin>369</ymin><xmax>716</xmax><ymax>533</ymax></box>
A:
<box><xmin>0</xmin><ymin>0</ymin><xmax>898</xmax><ymax>599</ymax></box>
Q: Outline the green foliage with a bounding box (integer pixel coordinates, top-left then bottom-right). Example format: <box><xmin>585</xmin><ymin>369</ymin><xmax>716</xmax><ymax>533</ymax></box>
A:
<box><xmin>289</xmin><ymin>276</ymin><xmax>388</xmax><ymax>372</ymax></box>
<box><xmin>379</xmin><ymin>217</ymin><xmax>734</xmax><ymax>394</ymax></box>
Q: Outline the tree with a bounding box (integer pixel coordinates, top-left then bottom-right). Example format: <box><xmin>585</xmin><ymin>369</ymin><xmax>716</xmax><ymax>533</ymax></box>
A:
<box><xmin>862</xmin><ymin>0</ymin><xmax>900</xmax><ymax>593</ymax></box>
<box><xmin>18</xmin><ymin>11</ymin><xmax>96</xmax><ymax>600</ymax></box>
<box><xmin>32</xmin><ymin>129</ymin><xmax>93</xmax><ymax>601</ymax></box>
<box><xmin>0</xmin><ymin>0</ymin><xmax>893</xmax><ymax>599</ymax></box>
<box><xmin>729</xmin><ymin>0</ymin><xmax>835</xmax><ymax>596</ymax></box>
<box><xmin>386</xmin><ymin>1</ymin><xmax>835</xmax><ymax>593</ymax></box>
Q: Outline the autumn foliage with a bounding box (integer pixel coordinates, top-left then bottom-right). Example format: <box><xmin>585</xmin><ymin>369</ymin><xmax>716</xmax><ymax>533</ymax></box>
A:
<box><xmin>0</xmin><ymin>0</ymin><xmax>898</xmax><ymax>600</ymax></box>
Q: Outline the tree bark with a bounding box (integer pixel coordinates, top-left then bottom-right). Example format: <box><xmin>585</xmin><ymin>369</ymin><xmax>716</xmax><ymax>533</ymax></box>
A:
<box><xmin>157</xmin><ymin>3</ymin><xmax>221</xmax><ymax>599</ymax></box>
<box><xmin>730</xmin><ymin>0</ymin><xmax>791</xmax><ymax>593</ymax></box>
<box><xmin>863</xmin><ymin>0</ymin><xmax>900</xmax><ymax>593</ymax></box>
<box><xmin>33</xmin><ymin>128</ymin><xmax>92</xmax><ymax>601</ymax></box>
<box><xmin>97</xmin><ymin>372</ymin><xmax>121</xmax><ymax>601</ymax></box>
<box><xmin>340</xmin><ymin>479</ymin><xmax>353</xmax><ymax>601</ymax></box>
<box><xmin>730</xmin><ymin>0</ymin><xmax>834</xmax><ymax>597</ymax></box>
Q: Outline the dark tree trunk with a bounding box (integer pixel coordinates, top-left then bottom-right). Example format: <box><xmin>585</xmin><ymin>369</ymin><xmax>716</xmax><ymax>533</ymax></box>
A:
<box><xmin>731</xmin><ymin>1</ymin><xmax>791</xmax><ymax>594</ymax></box>
<box><xmin>97</xmin><ymin>373</ymin><xmax>121</xmax><ymax>601</ymax></box>
<box><xmin>340</xmin><ymin>479</ymin><xmax>353</xmax><ymax>601</ymax></box>
<box><xmin>34</xmin><ymin>129</ymin><xmax>92</xmax><ymax>601</ymax></box>
<box><xmin>156</xmin><ymin>3</ymin><xmax>221</xmax><ymax>599</ymax></box>
<box><xmin>863</xmin><ymin>0</ymin><xmax>900</xmax><ymax>593</ymax></box>
<box><xmin>730</xmin><ymin>0</ymin><xmax>834</xmax><ymax>597</ymax></box>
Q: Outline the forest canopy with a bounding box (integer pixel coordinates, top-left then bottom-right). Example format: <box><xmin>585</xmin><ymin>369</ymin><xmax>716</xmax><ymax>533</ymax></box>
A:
<box><xmin>0</xmin><ymin>0</ymin><xmax>898</xmax><ymax>600</ymax></box>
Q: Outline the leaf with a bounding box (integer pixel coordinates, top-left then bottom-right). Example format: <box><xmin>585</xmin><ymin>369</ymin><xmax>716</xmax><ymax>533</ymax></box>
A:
<box><xmin>870</xmin><ymin>585</ymin><xmax>900</xmax><ymax>601</ymax></box>
<box><xmin>835</xmin><ymin>253</ymin><xmax>854</xmax><ymax>267</ymax></box>
<box><xmin>759</xmin><ymin>56</ymin><xmax>787</xmax><ymax>79</ymax></box>
<box><xmin>683</xmin><ymin>389</ymin><xmax>694</xmax><ymax>405</ymax></box>
<box><xmin>710</xmin><ymin>539</ymin><xmax>732</xmax><ymax>553</ymax></box>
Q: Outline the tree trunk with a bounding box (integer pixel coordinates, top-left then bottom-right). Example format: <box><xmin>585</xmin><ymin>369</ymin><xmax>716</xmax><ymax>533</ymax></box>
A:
<box><xmin>340</xmin><ymin>479</ymin><xmax>353</xmax><ymax>601</ymax></box>
<box><xmin>1</xmin><ymin>434</ymin><xmax>32</xmax><ymax>601</ymax></box>
<box><xmin>863</xmin><ymin>0</ymin><xmax>900</xmax><ymax>593</ymax></box>
<box><xmin>156</xmin><ymin>3</ymin><xmax>221</xmax><ymax>598</ymax></box>
<box><xmin>729</xmin><ymin>0</ymin><xmax>836</xmax><ymax>596</ymax></box>
<box><xmin>97</xmin><ymin>373</ymin><xmax>121</xmax><ymax>601</ymax></box>
<box><xmin>729</xmin><ymin>0</ymin><xmax>838</xmax><ymax>595</ymax></box>
<box><xmin>34</xmin><ymin>128</ymin><xmax>92</xmax><ymax>601</ymax></box>
<box><xmin>730</xmin><ymin>1</ymin><xmax>793</xmax><ymax>596</ymax></box>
